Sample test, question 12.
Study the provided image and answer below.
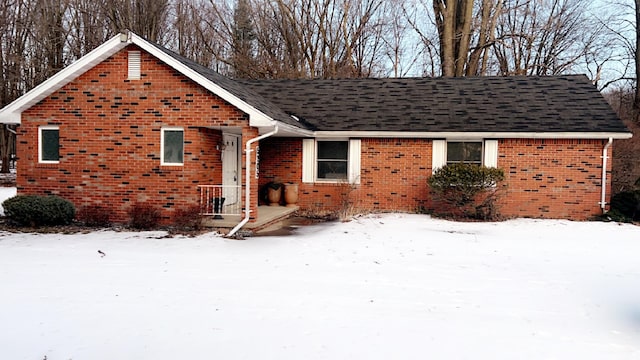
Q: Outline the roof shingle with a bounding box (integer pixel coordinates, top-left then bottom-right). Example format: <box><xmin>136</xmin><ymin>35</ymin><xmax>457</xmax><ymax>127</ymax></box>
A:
<box><xmin>238</xmin><ymin>76</ymin><xmax>628</xmax><ymax>133</ymax></box>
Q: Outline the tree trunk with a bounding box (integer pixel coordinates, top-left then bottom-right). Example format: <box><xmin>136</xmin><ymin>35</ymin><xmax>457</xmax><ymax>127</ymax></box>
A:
<box><xmin>635</xmin><ymin>0</ymin><xmax>640</xmax><ymax>120</ymax></box>
<box><xmin>0</xmin><ymin>126</ymin><xmax>12</xmax><ymax>173</ymax></box>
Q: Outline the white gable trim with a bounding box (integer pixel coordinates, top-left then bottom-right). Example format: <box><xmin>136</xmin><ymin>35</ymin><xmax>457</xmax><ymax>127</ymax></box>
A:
<box><xmin>0</xmin><ymin>31</ymin><xmax>275</xmax><ymax>127</ymax></box>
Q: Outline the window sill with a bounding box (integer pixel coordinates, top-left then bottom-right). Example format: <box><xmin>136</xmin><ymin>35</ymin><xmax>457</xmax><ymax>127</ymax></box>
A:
<box><xmin>37</xmin><ymin>162</ymin><xmax>59</xmax><ymax>169</ymax></box>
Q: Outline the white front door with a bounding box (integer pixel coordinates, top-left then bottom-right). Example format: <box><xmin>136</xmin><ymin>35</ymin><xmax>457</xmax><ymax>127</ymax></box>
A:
<box><xmin>222</xmin><ymin>134</ymin><xmax>240</xmax><ymax>205</ymax></box>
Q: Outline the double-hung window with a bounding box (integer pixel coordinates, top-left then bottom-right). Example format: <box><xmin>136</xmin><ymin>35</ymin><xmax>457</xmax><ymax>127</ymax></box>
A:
<box><xmin>317</xmin><ymin>141</ymin><xmax>349</xmax><ymax>180</ymax></box>
<box><xmin>302</xmin><ymin>139</ymin><xmax>361</xmax><ymax>184</ymax></box>
<box><xmin>161</xmin><ymin>127</ymin><xmax>184</xmax><ymax>165</ymax></box>
<box><xmin>432</xmin><ymin>139</ymin><xmax>498</xmax><ymax>172</ymax></box>
<box><xmin>39</xmin><ymin>126</ymin><xmax>59</xmax><ymax>163</ymax></box>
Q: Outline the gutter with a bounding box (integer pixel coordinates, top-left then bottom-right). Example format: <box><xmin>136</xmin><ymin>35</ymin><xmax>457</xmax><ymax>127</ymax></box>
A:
<box><xmin>311</xmin><ymin>131</ymin><xmax>632</xmax><ymax>140</ymax></box>
<box><xmin>227</xmin><ymin>126</ymin><xmax>279</xmax><ymax>237</ymax></box>
<box><xmin>599</xmin><ymin>137</ymin><xmax>613</xmax><ymax>213</ymax></box>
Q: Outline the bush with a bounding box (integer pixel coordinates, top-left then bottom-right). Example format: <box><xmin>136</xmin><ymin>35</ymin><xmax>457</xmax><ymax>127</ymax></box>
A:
<box><xmin>172</xmin><ymin>205</ymin><xmax>204</xmax><ymax>232</ymax></box>
<box><xmin>128</xmin><ymin>203</ymin><xmax>161</xmax><ymax>230</ymax></box>
<box><xmin>609</xmin><ymin>190</ymin><xmax>640</xmax><ymax>221</ymax></box>
<box><xmin>2</xmin><ymin>195</ymin><xmax>76</xmax><ymax>226</ymax></box>
<box><xmin>77</xmin><ymin>205</ymin><xmax>111</xmax><ymax>227</ymax></box>
<box><xmin>428</xmin><ymin>163</ymin><xmax>505</xmax><ymax>220</ymax></box>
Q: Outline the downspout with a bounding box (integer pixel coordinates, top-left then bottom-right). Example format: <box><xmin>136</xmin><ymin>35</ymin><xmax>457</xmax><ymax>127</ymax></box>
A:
<box><xmin>227</xmin><ymin>126</ymin><xmax>278</xmax><ymax>237</ymax></box>
<box><xmin>600</xmin><ymin>137</ymin><xmax>613</xmax><ymax>213</ymax></box>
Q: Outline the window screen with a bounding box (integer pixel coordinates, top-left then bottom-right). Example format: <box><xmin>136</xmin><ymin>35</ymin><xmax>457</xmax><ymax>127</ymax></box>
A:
<box><xmin>317</xmin><ymin>141</ymin><xmax>348</xmax><ymax>179</ymax></box>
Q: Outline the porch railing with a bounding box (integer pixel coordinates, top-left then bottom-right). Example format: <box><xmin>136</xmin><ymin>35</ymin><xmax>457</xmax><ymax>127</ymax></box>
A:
<box><xmin>198</xmin><ymin>185</ymin><xmax>243</xmax><ymax>216</ymax></box>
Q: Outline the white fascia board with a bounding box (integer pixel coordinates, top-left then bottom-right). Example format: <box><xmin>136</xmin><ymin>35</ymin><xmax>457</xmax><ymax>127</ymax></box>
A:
<box><xmin>128</xmin><ymin>33</ymin><xmax>274</xmax><ymax>127</ymax></box>
<box><xmin>312</xmin><ymin>131</ymin><xmax>633</xmax><ymax>140</ymax></box>
<box><xmin>270</xmin><ymin>122</ymin><xmax>313</xmax><ymax>136</ymax></box>
<box><xmin>0</xmin><ymin>35</ymin><xmax>128</xmax><ymax>124</ymax></box>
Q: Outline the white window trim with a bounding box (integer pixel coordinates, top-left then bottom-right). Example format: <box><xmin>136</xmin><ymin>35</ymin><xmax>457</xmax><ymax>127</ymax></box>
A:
<box><xmin>161</xmin><ymin>127</ymin><xmax>184</xmax><ymax>166</ymax></box>
<box><xmin>483</xmin><ymin>140</ymin><xmax>498</xmax><ymax>168</ymax></box>
<box><xmin>38</xmin><ymin>125</ymin><xmax>59</xmax><ymax>164</ymax></box>
<box><xmin>302</xmin><ymin>138</ymin><xmax>361</xmax><ymax>184</ymax></box>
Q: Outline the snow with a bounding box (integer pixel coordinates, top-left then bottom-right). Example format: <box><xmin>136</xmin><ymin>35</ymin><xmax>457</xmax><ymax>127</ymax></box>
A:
<box><xmin>0</xmin><ymin>186</ymin><xmax>16</xmax><ymax>215</ymax></box>
<box><xmin>0</xmin><ymin>187</ymin><xmax>639</xmax><ymax>359</ymax></box>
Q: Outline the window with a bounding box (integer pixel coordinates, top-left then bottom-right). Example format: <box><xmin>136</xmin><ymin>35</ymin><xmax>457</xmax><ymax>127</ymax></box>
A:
<box><xmin>302</xmin><ymin>139</ymin><xmax>361</xmax><ymax>184</ymax></box>
<box><xmin>432</xmin><ymin>139</ymin><xmax>498</xmax><ymax>172</ymax></box>
<box><xmin>39</xmin><ymin>126</ymin><xmax>59</xmax><ymax>163</ymax></box>
<box><xmin>161</xmin><ymin>128</ymin><xmax>184</xmax><ymax>165</ymax></box>
<box><xmin>446</xmin><ymin>141</ymin><xmax>482</xmax><ymax>165</ymax></box>
<box><xmin>317</xmin><ymin>141</ymin><xmax>348</xmax><ymax>180</ymax></box>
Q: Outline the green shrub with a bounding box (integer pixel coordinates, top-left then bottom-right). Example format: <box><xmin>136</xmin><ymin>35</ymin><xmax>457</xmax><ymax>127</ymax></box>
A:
<box><xmin>127</xmin><ymin>203</ymin><xmax>161</xmax><ymax>230</ymax></box>
<box><xmin>609</xmin><ymin>190</ymin><xmax>640</xmax><ymax>221</ymax></box>
<box><xmin>428</xmin><ymin>163</ymin><xmax>505</xmax><ymax>220</ymax></box>
<box><xmin>2</xmin><ymin>194</ymin><xmax>76</xmax><ymax>226</ymax></box>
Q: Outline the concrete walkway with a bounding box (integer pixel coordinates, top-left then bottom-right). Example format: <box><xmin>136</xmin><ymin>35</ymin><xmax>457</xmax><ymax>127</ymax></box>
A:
<box><xmin>203</xmin><ymin>205</ymin><xmax>299</xmax><ymax>234</ymax></box>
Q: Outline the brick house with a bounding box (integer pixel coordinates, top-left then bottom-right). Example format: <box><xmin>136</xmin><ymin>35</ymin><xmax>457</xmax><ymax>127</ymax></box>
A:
<box><xmin>0</xmin><ymin>31</ymin><xmax>631</xmax><ymax>233</ymax></box>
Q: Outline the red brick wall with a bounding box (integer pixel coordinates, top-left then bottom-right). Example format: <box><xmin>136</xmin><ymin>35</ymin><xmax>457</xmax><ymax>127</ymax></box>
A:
<box><xmin>260</xmin><ymin>137</ymin><xmax>611</xmax><ymax>219</ymax></box>
<box><xmin>18</xmin><ymin>45</ymin><xmax>258</xmax><ymax>223</ymax></box>
<box><xmin>259</xmin><ymin>138</ymin><xmax>433</xmax><ymax>212</ymax></box>
<box><xmin>498</xmin><ymin>139</ymin><xmax>610</xmax><ymax>219</ymax></box>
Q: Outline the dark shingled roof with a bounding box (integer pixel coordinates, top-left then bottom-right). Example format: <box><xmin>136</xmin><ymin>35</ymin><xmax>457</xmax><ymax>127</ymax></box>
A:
<box><xmin>238</xmin><ymin>75</ymin><xmax>629</xmax><ymax>133</ymax></box>
<box><xmin>145</xmin><ymin>38</ymin><xmax>627</xmax><ymax>134</ymax></box>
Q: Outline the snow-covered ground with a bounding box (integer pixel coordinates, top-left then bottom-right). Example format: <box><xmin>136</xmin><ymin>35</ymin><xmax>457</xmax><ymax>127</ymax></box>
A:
<box><xmin>0</xmin><ymin>188</ymin><xmax>639</xmax><ymax>359</ymax></box>
<box><xmin>0</xmin><ymin>186</ymin><xmax>16</xmax><ymax>215</ymax></box>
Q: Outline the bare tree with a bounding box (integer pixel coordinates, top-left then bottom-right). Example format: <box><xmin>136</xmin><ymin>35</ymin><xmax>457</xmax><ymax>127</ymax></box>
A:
<box><xmin>67</xmin><ymin>0</ymin><xmax>114</xmax><ymax>60</ymax></box>
<box><xmin>493</xmin><ymin>0</ymin><xmax>599</xmax><ymax>77</ymax></box>
<box><xmin>635</xmin><ymin>0</ymin><xmax>640</xmax><ymax>112</ymax></box>
<box><xmin>103</xmin><ymin>0</ymin><xmax>170</xmax><ymax>43</ymax></box>
<box><xmin>231</xmin><ymin>0</ymin><xmax>257</xmax><ymax>78</ymax></box>
<box><xmin>403</xmin><ymin>0</ymin><xmax>441</xmax><ymax>77</ymax></box>
<box><xmin>0</xmin><ymin>0</ymin><xmax>35</xmax><ymax>173</ymax></box>
<box><xmin>432</xmin><ymin>0</ymin><xmax>502</xmax><ymax>76</ymax></box>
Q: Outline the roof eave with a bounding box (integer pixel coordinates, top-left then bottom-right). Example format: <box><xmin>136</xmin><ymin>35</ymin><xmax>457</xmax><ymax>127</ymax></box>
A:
<box><xmin>271</xmin><ymin>121</ymin><xmax>313</xmax><ymax>136</ymax></box>
<box><xmin>312</xmin><ymin>131</ymin><xmax>633</xmax><ymax>140</ymax></box>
